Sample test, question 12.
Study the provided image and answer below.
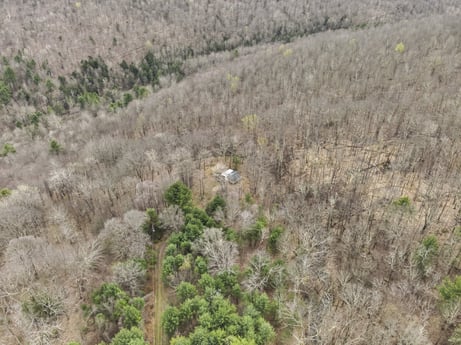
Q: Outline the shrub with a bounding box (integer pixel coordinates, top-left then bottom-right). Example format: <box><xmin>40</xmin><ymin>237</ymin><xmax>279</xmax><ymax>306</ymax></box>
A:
<box><xmin>393</xmin><ymin>196</ymin><xmax>411</xmax><ymax>207</ymax></box>
<box><xmin>449</xmin><ymin>325</ymin><xmax>461</xmax><ymax>345</ymax></box>
<box><xmin>227</xmin><ymin>74</ymin><xmax>240</xmax><ymax>92</ymax></box>
<box><xmin>245</xmin><ymin>220</ymin><xmax>266</xmax><ymax>248</ymax></box>
<box><xmin>267</xmin><ymin>226</ymin><xmax>284</xmax><ymax>254</ymax></box>
<box><xmin>49</xmin><ymin>139</ymin><xmax>62</xmax><ymax>154</ymax></box>
<box><xmin>439</xmin><ymin>276</ymin><xmax>461</xmax><ymax>305</ymax></box>
<box><xmin>46</xmin><ymin>79</ymin><xmax>56</xmax><ymax>93</ymax></box>
<box><xmin>22</xmin><ymin>291</ymin><xmax>64</xmax><ymax>322</ymax></box>
<box><xmin>0</xmin><ymin>188</ymin><xmax>11</xmax><ymax>198</ymax></box>
<box><xmin>3</xmin><ymin>66</ymin><xmax>16</xmax><ymax>87</ymax></box>
<box><xmin>123</xmin><ymin>92</ymin><xmax>133</xmax><ymax>107</ymax></box>
<box><xmin>134</xmin><ymin>86</ymin><xmax>148</xmax><ymax>99</ymax></box>
<box><xmin>1</xmin><ymin>143</ymin><xmax>16</xmax><ymax>157</ymax></box>
<box><xmin>395</xmin><ymin>42</ymin><xmax>405</xmax><ymax>53</ymax></box>
<box><xmin>77</xmin><ymin>92</ymin><xmax>100</xmax><ymax>108</ymax></box>
<box><xmin>392</xmin><ymin>196</ymin><xmax>413</xmax><ymax>213</ymax></box>
<box><xmin>413</xmin><ymin>235</ymin><xmax>439</xmax><ymax>277</ymax></box>
<box><xmin>245</xmin><ymin>193</ymin><xmax>254</xmax><ymax>204</ymax></box>
<box><xmin>206</xmin><ymin>195</ymin><xmax>226</xmax><ymax>217</ymax></box>
<box><xmin>0</xmin><ymin>81</ymin><xmax>11</xmax><ymax>105</ymax></box>
<box><xmin>241</xmin><ymin>114</ymin><xmax>258</xmax><ymax>131</ymax></box>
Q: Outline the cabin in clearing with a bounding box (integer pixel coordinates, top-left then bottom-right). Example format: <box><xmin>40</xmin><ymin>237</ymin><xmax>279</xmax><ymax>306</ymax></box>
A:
<box><xmin>220</xmin><ymin>169</ymin><xmax>241</xmax><ymax>184</ymax></box>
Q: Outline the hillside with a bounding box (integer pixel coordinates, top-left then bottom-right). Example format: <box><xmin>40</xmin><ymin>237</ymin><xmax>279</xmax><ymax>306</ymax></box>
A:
<box><xmin>1</xmin><ymin>2</ymin><xmax>461</xmax><ymax>345</ymax></box>
<box><xmin>1</xmin><ymin>0</ymin><xmax>460</xmax><ymax>73</ymax></box>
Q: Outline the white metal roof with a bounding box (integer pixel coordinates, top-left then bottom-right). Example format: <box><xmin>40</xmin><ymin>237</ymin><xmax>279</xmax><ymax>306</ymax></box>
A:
<box><xmin>221</xmin><ymin>169</ymin><xmax>234</xmax><ymax>177</ymax></box>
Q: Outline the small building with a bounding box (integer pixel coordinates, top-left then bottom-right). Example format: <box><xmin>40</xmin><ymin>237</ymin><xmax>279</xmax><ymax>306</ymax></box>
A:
<box><xmin>220</xmin><ymin>169</ymin><xmax>241</xmax><ymax>184</ymax></box>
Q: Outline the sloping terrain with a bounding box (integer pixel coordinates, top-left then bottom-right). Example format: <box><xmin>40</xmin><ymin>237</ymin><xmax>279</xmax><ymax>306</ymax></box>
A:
<box><xmin>1</xmin><ymin>2</ymin><xmax>461</xmax><ymax>345</ymax></box>
<box><xmin>1</xmin><ymin>0</ymin><xmax>460</xmax><ymax>73</ymax></box>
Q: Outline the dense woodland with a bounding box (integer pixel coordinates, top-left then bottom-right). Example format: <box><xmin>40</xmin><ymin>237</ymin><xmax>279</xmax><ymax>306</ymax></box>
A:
<box><xmin>1</xmin><ymin>1</ymin><xmax>461</xmax><ymax>345</ymax></box>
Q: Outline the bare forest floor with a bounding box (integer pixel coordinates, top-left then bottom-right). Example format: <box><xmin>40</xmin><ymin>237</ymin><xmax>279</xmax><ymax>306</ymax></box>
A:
<box><xmin>1</xmin><ymin>2</ymin><xmax>461</xmax><ymax>345</ymax></box>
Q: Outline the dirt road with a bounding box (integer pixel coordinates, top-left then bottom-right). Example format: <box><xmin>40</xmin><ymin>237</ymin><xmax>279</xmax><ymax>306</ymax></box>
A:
<box><xmin>144</xmin><ymin>240</ymin><xmax>167</xmax><ymax>345</ymax></box>
<box><xmin>153</xmin><ymin>241</ymin><xmax>167</xmax><ymax>345</ymax></box>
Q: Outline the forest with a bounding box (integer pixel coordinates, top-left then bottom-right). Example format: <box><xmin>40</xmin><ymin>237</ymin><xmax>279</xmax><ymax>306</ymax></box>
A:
<box><xmin>1</xmin><ymin>1</ymin><xmax>461</xmax><ymax>344</ymax></box>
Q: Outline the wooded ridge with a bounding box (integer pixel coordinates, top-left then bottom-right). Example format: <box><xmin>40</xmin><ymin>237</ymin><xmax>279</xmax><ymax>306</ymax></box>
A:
<box><xmin>1</xmin><ymin>1</ymin><xmax>461</xmax><ymax>345</ymax></box>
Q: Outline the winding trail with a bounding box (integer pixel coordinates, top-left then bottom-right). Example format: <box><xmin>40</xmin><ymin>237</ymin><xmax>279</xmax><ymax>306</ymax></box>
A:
<box><xmin>153</xmin><ymin>241</ymin><xmax>167</xmax><ymax>345</ymax></box>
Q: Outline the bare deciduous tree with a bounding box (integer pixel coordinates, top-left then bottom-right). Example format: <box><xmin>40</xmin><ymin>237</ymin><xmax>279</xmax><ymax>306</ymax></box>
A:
<box><xmin>3</xmin><ymin>236</ymin><xmax>48</xmax><ymax>286</ymax></box>
<box><xmin>159</xmin><ymin>205</ymin><xmax>184</xmax><ymax>232</ymax></box>
<box><xmin>243</xmin><ymin>251</ymin><xmax>274</xmax><ymax>292</ymax></box>
<box><xmin>0</xmin><ymin>186</ymin><xmax>46</xmax><ymax>252</ymax></box>
<box><xmin>192</xmin><ymin>227</ymin><xmax>238</xmax><ymax>274</ymax></box>
<box><xmin>98</xmin><ymin>210</ymin><xmax>150</xmax><ymax>261</ymax></box>
<box><xmin>112</xmin><ymin>261</ymin><xmax>146</xmax><ymax>297</ymax></box>
<box><xmin>46</xmin><ymin>167</ymin><xmax>81</xmax><ymax>200</ymax></box>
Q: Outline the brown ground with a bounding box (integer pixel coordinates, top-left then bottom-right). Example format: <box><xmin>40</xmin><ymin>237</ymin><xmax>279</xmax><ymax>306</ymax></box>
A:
<box><xmin>144</xmin><ymin>241</ymin><xmax>168</xmax><ymax>345</ymax></box>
